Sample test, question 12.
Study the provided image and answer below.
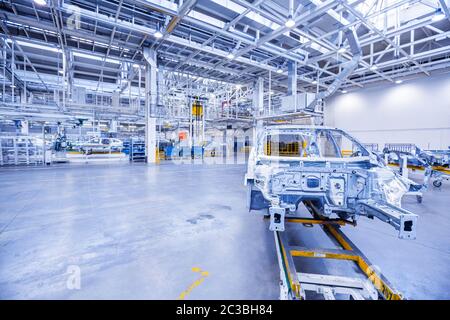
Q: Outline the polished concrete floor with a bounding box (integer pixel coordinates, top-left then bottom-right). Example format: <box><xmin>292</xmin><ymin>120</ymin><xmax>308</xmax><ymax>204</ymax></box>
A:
<box><xmin>0</xmin><ymin>162</ymin><xmax>449</xmax><ymax>299</ymax></box>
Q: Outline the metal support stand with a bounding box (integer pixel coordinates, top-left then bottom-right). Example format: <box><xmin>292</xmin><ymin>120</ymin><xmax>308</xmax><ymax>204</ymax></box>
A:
<box><xmin>274</xmin><ymin>202</ymin><xmax>403</xmax><ymax>300</ymax></box>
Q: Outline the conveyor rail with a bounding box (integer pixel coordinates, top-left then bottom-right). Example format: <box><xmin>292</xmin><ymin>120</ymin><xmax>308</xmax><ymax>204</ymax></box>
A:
<box><xmin>274</xmin><ymin>201</ymin><xmax>403</xmax><ymax>300</ymax></box>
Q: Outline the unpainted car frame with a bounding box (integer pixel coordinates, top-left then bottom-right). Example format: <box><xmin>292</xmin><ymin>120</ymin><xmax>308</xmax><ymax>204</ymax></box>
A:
<box><xmin>383</xmin><ymin>144</ymin><xmax>449</xmax><ymax>188</ymax></box>
<box><xmin>245</xmin><ymin>125</ymin><xmax>419</xmax><ymax>240</ymax></box>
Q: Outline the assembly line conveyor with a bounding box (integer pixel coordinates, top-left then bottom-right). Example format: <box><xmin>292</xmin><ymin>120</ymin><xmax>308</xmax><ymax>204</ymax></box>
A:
<box><xmin>273</xmin><ymin>201</ymin><xmax>403</xmax><ymax>300</ymax></box>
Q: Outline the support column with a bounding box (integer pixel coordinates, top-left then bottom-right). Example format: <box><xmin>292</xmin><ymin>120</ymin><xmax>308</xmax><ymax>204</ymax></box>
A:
<box><xmin>288</xmin><ymin>61</ymin><xmax>297</xmax><ymax>111</ymax></box>
<box><xmin>62</xmin><ymin>50</ymin><xmax>66</xmax><ymax>109</ymax></box>
<box><xmin>253</xmin><ymin>77</ymin><xmax>264</xmax><ymax>118</ymax></box>
<box><xmin>157</xmin><ymin>67</ymin><xmax>164</xmax><ymax>107</ymax></box>
<box><xmin>222</xmin><ymin>127</ymin><xmax>227</xmax><ymax>161</ymax></box>
<box><xmin>252</xmin><ymin>77</ymin><xmax>264</xmax><ymax>150</ymax></box>
<box><xmin>143</xmin><ymin>47</ymin><xmax>157</xmax><ymax>164</ymax></box>
<box><xmin>21</xmin><ymin>120</ymin><xmax>29</xmax><ymax>135</ymax></box>
<box><xmin>11</xmin><ymin>41</ymin><xmax>14</xmax><ymax>104</ymax></box>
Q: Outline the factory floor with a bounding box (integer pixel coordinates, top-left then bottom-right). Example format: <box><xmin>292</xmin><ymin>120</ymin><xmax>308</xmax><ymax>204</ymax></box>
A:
<box><xmin>0</xmin><ymin>162</ymin><xmax>449</xmax><ymax>299</ymax></box>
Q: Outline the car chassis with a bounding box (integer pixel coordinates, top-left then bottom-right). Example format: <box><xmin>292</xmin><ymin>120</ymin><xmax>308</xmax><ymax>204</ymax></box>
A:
<box><xmin>245</xmin><ymin>126</ymin><xmax>419</xmax><ymax>239</ymax></box>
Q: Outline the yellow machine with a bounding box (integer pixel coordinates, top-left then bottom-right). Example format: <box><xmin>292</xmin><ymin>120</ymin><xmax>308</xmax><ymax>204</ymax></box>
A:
<box><xmin>192</xmin><ymin>100</ymin><xmax>203</xmax><ymax>117</ymax></box>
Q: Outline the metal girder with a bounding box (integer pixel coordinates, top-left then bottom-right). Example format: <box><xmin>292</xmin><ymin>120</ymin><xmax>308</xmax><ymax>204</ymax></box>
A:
<box><xmin>343</xmin><ymin>1</ymin><xmax>430</xmax><ymax>78</ymax></box>
<box><xmin>56</xmin><ymin>3</ymin><xmax>281</xmax><ymax>76</ymax></box>
<box><xmin>166</xmin><ymin>0</ymin><xmax>198</xmax><ymax>33</ymax></box>
<box><xmin>128</xmin><ymin>0</ymin><xmax>178</xmax><ymax>16</ymax></box>
<box><xmin>0</xmin><ymin>0</ymin><xmax>449</xmax><ymax>109</ymax></box>
<box><xmin>306</xmin><ymin>27</ymin><xmax>361</xmax><ymax>110</ymax></box>
<box><xmin>438</xmin><ymin>0</ymin><xmax>450</xmax><ymax>23</ymax></box>
<box><xmin>94</xmin><ymin>0</ymin><xmax>124</xmax><ymax>92</ymax></box>
<box><xmin>0</xmin><ymin>12</ymin><xmax>143</xmax><ymax>54</ymax></box>
<box><xmin>232</xmin><ymin>0</ymin><xmax>338</xmax><ymax>61</ymax></box>
<box><xmin>0</xmin><ymin>20</ymin><xmax>57</xmax><ymax>105</ymax></box>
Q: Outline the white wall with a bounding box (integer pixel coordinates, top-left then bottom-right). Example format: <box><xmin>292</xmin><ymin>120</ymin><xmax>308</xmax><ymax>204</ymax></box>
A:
<box><xmin>325</xmin><ymin>73</ymin><xmax>450</xmax><ymax>150</ymax></box>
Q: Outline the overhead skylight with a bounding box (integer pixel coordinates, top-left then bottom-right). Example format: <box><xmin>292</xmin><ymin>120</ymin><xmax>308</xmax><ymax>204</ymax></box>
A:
<box><xmin>354</xmin><ymin>0</ymin><xmax>435</xmax><ymax>30</ymax></box>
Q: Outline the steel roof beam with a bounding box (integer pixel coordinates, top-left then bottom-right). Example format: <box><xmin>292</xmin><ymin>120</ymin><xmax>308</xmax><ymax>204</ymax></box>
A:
<box><xmin>343</xmin><ymin>2</ymin><xmax>430</xmax><ymax>77</ymax></box>
<box><xmin>0</xmin><ymin>21</ymin><xmax>56</xmax><ymax>105</ymax></box>
<box><xmin>438</xmin><ymin>0</ymin><xmax>450</xmax><ymax>22</ymax></box>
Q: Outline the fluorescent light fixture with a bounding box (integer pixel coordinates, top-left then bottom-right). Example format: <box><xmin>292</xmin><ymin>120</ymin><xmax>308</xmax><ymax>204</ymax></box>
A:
<box><xmin>370</xmin><ymin>65</ymin><xmax>378</xmax><ymax>71</ymax></box>
<box><xmin>236</xmin><ymin>84</ymin><xmax>242</xmax><ymax>89</ymax></box>
<box><xmin>432</xmin><ymin>8</ymin><xmax>445</xmax><ymax>22</ymax></box>
<box><xmin>395</xmin><ymin>79</ymin><xmax>403</xmax><ymax>84</ymax></box>
<box><xmin>285</xmin><ymin>18</ymin><xmax>295</xmax><ymax>28</ymax></box>
<box><xmin>73</xmin><ymin>51</ymin><xmax>120</xmax><ymax>64</ymax></box>
<box><xmin>15</xmin><ymin>40</ymin><xmax>61</xmax><ymax>53</ymax></box>
<box><xmin>154</xmin><ymin>30</ymin><xmax>163</xmax><ymax>38</ymax></box>
<box><xmin>34</xmin><ymin>0</ymin><xmax>47</xmax><ymax>5</ymax></box>
<box><xmin>312</xmin><ymin>80</ymin><xmax>317</xmax><ymax>84</ymax></box>
<box><xmin>58</xmin><ymin>70</ymin><xmax>64</xmax><ymax>74</ymax></box>
<box><xmin>227</xmin><ymin>53</ymin><xmax>235</xmax><ymax>59</ymax></box>
<box><xmin>10</xmin><ymin>85</ymin><xmax>16</xmax><ymax>88</ymax></box>
<box><xmin>337</xmin><ymin>46</ymin><xmax>346</xmax><ymax>54</ymax></box>
<box><xmin>276</xmin><ymin>68</ymin><xmax>283</xmax><ymax>74</ymax></box>
<box><xmin>341</xmin><ymin>89</ymin><xmax>347</xmax><ymax>93</ymax></box>
<box><xmin>70</xmin><ymin>36</ymin><xmax>128</xmax><ymax>53</ymax></box>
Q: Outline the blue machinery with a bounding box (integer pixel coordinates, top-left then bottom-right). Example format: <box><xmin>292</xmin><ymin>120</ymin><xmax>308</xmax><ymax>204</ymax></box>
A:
<box><xmin>123</xmin><ymin>141</ymin><xmax>206</xmax><ymax>161</ymax></box>
<box><xmin>129</xmin><ymin>138</ymin><xmax>146</xmax><ymax>162</ymax></box>
<box><xmin>163</xmin><ymin>145</ymin><xmax>204</xmax><ymax>160</ymax></box>
<box><xmin>164</xmin><ymin>145</ymin><xmax>178</xmax><ymax>159</ymax></box>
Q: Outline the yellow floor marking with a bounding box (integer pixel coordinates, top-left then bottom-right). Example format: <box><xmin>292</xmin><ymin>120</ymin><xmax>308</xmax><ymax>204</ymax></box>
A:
<box><xmin>178</xmin><ymin>267</ymin><xmax>209</xmax><ymax>300</ymax></box>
